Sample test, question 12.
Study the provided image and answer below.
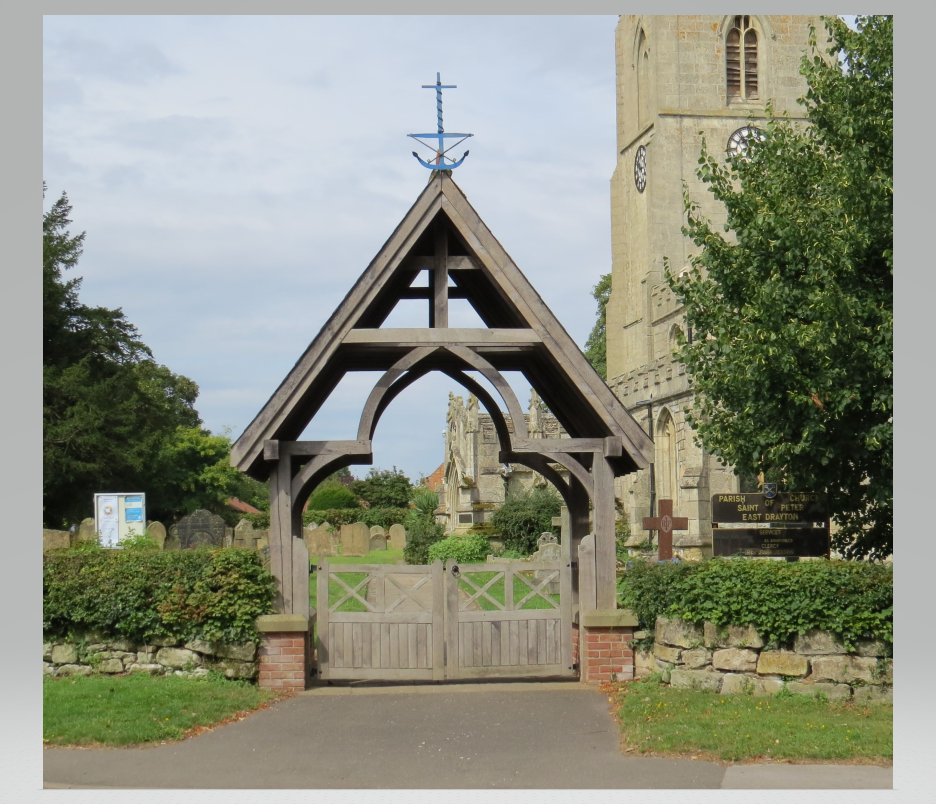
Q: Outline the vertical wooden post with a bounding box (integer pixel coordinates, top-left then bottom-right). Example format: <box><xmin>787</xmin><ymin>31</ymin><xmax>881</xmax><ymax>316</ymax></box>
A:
<box><xmin>432</xmin><ymin>222</ymin><xmax>448</xmax><ymax>328</ymax></box>
<box><xmin>268</xmin><ymin>454</ymin><xmax>295</xmax><ymax>614</ymax></box>
<box><xmin>292</xmin><ymin>537</ymin><xmax>310</xmax><ymax>622</ymax></box>
<box><xmin>592</xmin><ymin>455</ymin><xmax>618</xmax><ymax>610</ymax></box>
<box><xmin>578</xmin><ymin>534</ymin><xmax>597</xmax><ymax>614</ymax></box>
<box><xmin>568</xmin><ymin>475</ymin><xmax>590</xmax><ymax>614</ymax></box>
<box><xmin>316</xmin><ymin>558</ymin><xmax>330</xmax><ymax>680</ymax></box>
<box><xmin>431</xmin><ymin>560</ymin><xmax>445</xmax><ymax>680</ymax></box>
<box><xmin>445</xmin><ymin>559</ymin><xmax>460</xmax><ymax>679</ymax></box>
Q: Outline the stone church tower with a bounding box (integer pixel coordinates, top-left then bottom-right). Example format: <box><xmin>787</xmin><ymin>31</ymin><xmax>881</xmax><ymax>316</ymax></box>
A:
<box><xmin>606</xmin><ymin>15</ymin><xmax>825</xmax><ymax>556</ymax></box>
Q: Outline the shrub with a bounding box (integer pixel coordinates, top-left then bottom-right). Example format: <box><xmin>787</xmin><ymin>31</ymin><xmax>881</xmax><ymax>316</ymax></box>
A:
<box><xmin>307</xmin><ymin>483</ymin><xmax>359</xmax><ymax>511</ymax></box>
<box><xmin>403</xmin><ymin>516</ymin><xmax>445</xmax><ymax>564</ymax></box>
<box><xmin>44</xmin><ymin>547</ymin><xmax>276</xmax><ymax>645</ymax></box>
<box><xmin>428</xmin><ymin>533</ymin><xmax>491</xmax><ymax>564</ymax></box>
<box><xmin>490</xmin><ymin>486</ymin><xmax>562</xmax><ymax>555</ymax></box>
<box><xmin>618</xmin><ymin>558</ymin><xmax>893</xmax><ymax>650</ymax></box>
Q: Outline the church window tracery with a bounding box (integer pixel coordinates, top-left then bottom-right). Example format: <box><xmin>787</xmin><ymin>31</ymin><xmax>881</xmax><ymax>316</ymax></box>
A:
<box><xmin>726</xmin><ymin>16</ymin><xmax>758</xmax><ymax>101</ymax></box>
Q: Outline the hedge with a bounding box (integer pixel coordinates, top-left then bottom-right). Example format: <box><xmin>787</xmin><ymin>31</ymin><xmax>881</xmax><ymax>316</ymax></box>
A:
<box><xmin>618</xmin><ymin>558</ymin><xmax>892</xmax><ymax>651</ymax></box>
<box><xmin>43</xmin><ymin>548</ymin><xmax>276</xmax><ymax>646</ymax></box>
<box><xmin>428</xmin><ymin>533</ymin><xmax>490</xmax><ymax>564</ymax></box>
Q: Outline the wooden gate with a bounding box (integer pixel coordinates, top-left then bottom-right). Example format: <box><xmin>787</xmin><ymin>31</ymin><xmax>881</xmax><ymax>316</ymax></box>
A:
<box><xmin>315</xmin><ymin>557</ymin><xmax>574</xmax><ymax>681</ymax></box>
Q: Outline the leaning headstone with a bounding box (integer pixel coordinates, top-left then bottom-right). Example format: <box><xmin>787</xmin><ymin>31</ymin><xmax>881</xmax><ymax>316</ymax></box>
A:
<box><xmin>233</xmin><ymin>519</ymin><xmax>257</xmax><ymax>550</ymax></box>
<box><xmin>77</xmin><ymin>518</ymin><xmax>97</xmax><ymax>544</ymax></box>
<box><xmin>146</xmin><ymin>521</ymin><xmax>167</xmax><ymax>549</ymax></box>
<box><xmin>305</xmin><ymin>523</ymin><xmax>335</xmax><ymax>557</ymax></box>
<box><xmin>164</xmin><ymin>524</ymin><xmax>181</xmax><ymax>551</ymax></box>
<box><xmin>388</xmin><ymin>523</ymin><xmax>407</xmax><ymax>550</ymax></box>
<box><xmin>369</xmin><ymin>526</ymin><xmax>387</xmax><ymax>551</ymax></box>
<box><xmin>223</xmin><ymin>527</ymin><xmax>233</xmax><ymax>548</ymax></box>
<box><xmin>341</xmin><ymin>522</ymin><xmax>369</xmax><ymax>557</ymax></box>
<box><xmin>176</xmin><ymin>509</ymin><xmax>226</xmax><ymax>549</ymax></box>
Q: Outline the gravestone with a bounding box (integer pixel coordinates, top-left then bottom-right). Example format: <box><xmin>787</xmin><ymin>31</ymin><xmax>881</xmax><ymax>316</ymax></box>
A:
<box><xmin>369</xmin><ymin>526</ymin><xmax>387</xmax><ymax>551</ymax></box>
<box><xmin>223</xmin><ymin>528</ymin><xmax>234</xmax><ymax>548</ymax></box>
<box><xmin>258</xmin><ymin>543</ymin><xmax>271</xmax><ymax>570</ymax></box>
<box><xmin>533</xmin><ymin>532</ymin><xmax>561</xmax><ymax>595</ymax></box>
<box><xmin>341</xmin><ymin>522</ymin><xmax>369</xmax><ymax>557</ymax></box>
<box><xmin>233</xmin><ymin>519</ymin><xmax>257</xmax><ymax>550</ymax></box>
<box><xmin>176</xmin><ymin>509</ymin><xmax>227</xmax><ymax>549</ymax></box>
<box><xmin>305</xmin><ymin>523</ymin><xmax>335</xmax><ymax>557</ymax></box>
<box><xmin>164</xmin><ymin>524</ymin><xmax>181</xmax><ymax>550</ymax></box>
<box><xmin>388</xmin><ymin>523</ymin><xmax>407</xmax><ymax>550</ymax></box>
<box><xmin>77</xmin><ymin>518</ymin><xmax>97</xmax><ymax>544</ymax></box>
<box><xmin>146</xmin><ymin>521</ymin><xmax>167</xmax><ymax>549</ymax></box>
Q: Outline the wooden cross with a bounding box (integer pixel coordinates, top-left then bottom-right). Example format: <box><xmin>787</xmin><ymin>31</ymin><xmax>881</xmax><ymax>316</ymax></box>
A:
<box><xmin>642</xmin><ymin>499</ymin><xmax>689</xmax><ymax>561</ymax></box>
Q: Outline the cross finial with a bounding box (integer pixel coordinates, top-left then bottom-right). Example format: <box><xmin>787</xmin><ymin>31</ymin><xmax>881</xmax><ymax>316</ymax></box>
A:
<box><xmin>409</xmin><ymin>72</ymin><xmax>473</xmax><ymax>170</ymax></box>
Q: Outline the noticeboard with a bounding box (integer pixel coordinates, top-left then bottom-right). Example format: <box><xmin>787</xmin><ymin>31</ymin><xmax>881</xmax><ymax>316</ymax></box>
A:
<box><xmin>94</xmin><ymin>493</ymin><xmax>147</xmax><ymax>547</ymax></box>
<box><xmin>711</xmin><ymin>492</ymin><xmax>829</xmax><ymax>558</ymax></box>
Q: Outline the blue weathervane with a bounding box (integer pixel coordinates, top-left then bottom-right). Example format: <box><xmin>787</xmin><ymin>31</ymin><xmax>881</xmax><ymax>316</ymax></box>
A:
<box><xmin>409</xmin><ymin>72</ymin><xmax>473</xmax><ymax>170</ymax></box>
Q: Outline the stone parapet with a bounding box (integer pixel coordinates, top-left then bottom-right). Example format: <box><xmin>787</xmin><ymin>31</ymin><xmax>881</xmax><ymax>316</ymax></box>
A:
<box><xmin>42</xmin><ymin>635</ymin><xmax>258</xmax><ymax>679</ymax></box>
<box><xmin>639</xmin><ymin>617</ymin><xmax>893</xmax><ymax>702</ymax></box>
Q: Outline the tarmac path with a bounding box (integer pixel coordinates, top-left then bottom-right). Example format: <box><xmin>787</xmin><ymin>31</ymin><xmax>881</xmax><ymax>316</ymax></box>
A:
<box><xmin>43</xmin><ymin>682</ymin><xmax>892</xmax><ymax>789</ymax></box>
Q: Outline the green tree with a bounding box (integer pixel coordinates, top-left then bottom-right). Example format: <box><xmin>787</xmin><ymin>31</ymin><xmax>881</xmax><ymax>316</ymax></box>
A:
<box><xmin>583</xmin><ymin>273</ymin><xmax>611</xmax><ymax>379</ymax></box>
<box><xmin>350</xmin><ymin>467</ymin><xmax>413</xmax><ymax>509</ymax></box>
<box><xmin>307</xmin><ymin>483</ymin><xmax>359</xmax><ymax>511</ymax></box>
<box><xmin>491</xmin><ymin>486</ymin><xmax>562</xmax><ymax>555</ymax></box>
<box><xmin>43</xmin><ymin>189</ymin><xmax>234</xmax><ymax>526</ymax></box>
<box><xmin>666</xmin><ymin>16</ymin><xmax>892</xmax><ymax>559</ymax></box>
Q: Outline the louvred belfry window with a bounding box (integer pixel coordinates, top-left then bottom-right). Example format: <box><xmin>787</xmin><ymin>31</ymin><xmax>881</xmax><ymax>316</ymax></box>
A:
<box><xmin>726</xmin><ymin>16</ymin><xmax>758</xmax><ymax>100</ymax></box>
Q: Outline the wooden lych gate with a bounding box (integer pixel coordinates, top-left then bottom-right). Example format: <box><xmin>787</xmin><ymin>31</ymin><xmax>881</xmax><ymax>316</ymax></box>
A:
<box><xmin>231</xmin><ymin>171</ymin><xmax>653</xmax><ymax>681</ymax></box>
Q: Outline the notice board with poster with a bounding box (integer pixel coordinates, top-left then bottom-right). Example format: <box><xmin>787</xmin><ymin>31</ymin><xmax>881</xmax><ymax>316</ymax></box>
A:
<box><xmin>94</xmin><ymin>493</ymin><xmax>147</xmax><ymax>547</ymax></box>
<box><xmin>711</xmin><ymin>491</ymin><xmax>829</xmax><ymax>557</ymax></box>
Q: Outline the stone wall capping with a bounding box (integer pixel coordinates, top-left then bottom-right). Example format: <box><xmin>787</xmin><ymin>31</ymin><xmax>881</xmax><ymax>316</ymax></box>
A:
<box><xmin>581</xmin><ymin>609</ymin><xmax>639</xmax><ymax>628</ymax></box>
<box><xmin>255</xmin><ymin>614</ymin><xmax>310</xmax><ymax>633</ymax></box>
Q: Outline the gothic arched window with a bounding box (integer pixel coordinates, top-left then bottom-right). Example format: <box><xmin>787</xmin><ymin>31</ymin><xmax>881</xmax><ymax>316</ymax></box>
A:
<box><xmin>637</xmin><ymin>29</ymin><xmax>650</xmax><ymax>129</ymax></box>
<box><xmin>726</xmin><ymin>15</ymin><xmax>758</xmax><ymax>101</ymax></box>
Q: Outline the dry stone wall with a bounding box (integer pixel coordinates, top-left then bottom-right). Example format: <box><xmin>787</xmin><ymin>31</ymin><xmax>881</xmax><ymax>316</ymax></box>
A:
<box><xmin>635</xmin><ymin>616</ymin><xmax>892</xmax><ymax>703</ymax></box>
<box><xmin>43</xmin><ymin>635</ymin><xmax>258</xmax><ymax>680</ymax></box>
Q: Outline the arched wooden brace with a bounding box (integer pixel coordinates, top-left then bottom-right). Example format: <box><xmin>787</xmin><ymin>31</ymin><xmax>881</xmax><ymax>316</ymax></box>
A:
<box><xmin>356</xmin><ymin>346</ymin><xmax>439</xmax><ymax>441</ymax></box>
<box><xmin>291</xmin><ymin>449</ymin><xmax>374</xmax><ymax>510</ymax></box>
<box><xmin>499</xmin><ymin>451</ymin><xmax>572</xmax><ymax>507</ymax></box>
<box><xmin>443</xmin><ymin>345</ymin><xmax>529</xmax><ymax>439</ymax></box>
<box><xmin>539</xmin><ymin>451</ymin><xmax>594</xmax><ymax>501</ymax></box>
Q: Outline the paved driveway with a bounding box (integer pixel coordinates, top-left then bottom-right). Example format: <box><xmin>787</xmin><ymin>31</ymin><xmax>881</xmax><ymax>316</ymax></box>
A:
<box><xmin>43</xmin><ymin>682</ymin><xmax>891</xmax><ymax>789</ymax></box>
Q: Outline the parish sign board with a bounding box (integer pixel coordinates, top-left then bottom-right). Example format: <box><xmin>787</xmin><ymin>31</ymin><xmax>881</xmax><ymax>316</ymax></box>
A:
<box><xmin>711</xmin><ymin>492</ymin><xmax>829</xmax><ymax>557</ymax></box>
<box><xmin>94</xmin><ymin>493</ymin><xmax>146</xmax><ymax>548</ymax></box>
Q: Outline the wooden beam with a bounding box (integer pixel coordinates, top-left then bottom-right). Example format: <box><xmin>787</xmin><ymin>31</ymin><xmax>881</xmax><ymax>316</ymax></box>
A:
<box><xmin>432</xmin><ymin>222</ymin><xmax>448</xmax><ymax>328</ymax></box>
<box><xmin>263</xmin><ymin>440</ymin><xmax>280</xmax><ymax>461</ymax></box>
<box><xmin>404</xmin><ymin>255</ymin><xmax>478</xmax><ymax>272</ymax></box>
<box><xmin>343</xmin><ymin>328</ymin><xmax>541</xmax><ymax>346</ymax></box>
<box><xmin>277</xmin><ymin>440</ymin><xmax>372</xmax><ymax>458</ymax></box>
<box><xmin>398</xmin><ymin>287</ymin><xmax>469</xmax><ymax>300</ymax></box>
<box><xmin>511</xmin><ymin>438</ymin><xmax>606</xmax><ymax>453</ymax></box>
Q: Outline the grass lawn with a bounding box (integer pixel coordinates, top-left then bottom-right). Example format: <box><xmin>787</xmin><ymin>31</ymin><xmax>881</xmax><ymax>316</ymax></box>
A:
<box><xmin>43</xmin><ymin>673</ymin><xmax>279</xmax><ymax>747</ymax></box>
<box><xmin>609</xmin><ymin>678</ymin><xmax>892</xmax><ymax>764</ymax></box>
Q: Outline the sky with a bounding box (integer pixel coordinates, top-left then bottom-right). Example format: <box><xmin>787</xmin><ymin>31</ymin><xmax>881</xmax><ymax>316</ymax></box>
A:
<box><xmin>43</xmin><ymin>14</ymin><xmax>621</xmax><ymax>483</ymax></box>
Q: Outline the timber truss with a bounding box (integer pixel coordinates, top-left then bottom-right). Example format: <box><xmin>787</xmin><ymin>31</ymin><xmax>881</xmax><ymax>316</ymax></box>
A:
<box><xmin>231</xmin><ymin>172</ymin><xmax>653</xmax><ymax>617</ymax></box>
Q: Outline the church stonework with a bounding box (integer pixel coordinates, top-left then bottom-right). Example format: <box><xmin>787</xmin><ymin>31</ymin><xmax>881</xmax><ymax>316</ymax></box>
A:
<box><xmin>606</xmin><ymin>15</ymin><xmax>826</xmax><ymax>556</ymax></box>
<box><xmin>441</xmin><ymin>390</ymin><xmax>570</xmax><ymax>534</ymax></box>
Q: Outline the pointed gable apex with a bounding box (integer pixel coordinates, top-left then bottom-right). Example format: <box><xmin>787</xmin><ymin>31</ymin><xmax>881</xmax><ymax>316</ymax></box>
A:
<box><xmin>232</xmin><ymin>172</ymin><xmax>653</xmax><ymax>478</ymax></box>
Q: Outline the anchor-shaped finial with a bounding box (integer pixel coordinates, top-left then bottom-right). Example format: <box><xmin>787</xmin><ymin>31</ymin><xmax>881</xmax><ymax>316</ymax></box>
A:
<box><xmin>408</xmin><ymin>72</ymin><xmax>473</xmax><ymax>170</ymax></box>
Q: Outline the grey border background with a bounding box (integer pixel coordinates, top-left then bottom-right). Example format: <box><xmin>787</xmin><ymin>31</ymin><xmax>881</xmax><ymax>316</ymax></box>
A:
<box><xmin>15</xmin><ymin>3</ymin><xmax>921</xmax><ymax>801</ymax></box>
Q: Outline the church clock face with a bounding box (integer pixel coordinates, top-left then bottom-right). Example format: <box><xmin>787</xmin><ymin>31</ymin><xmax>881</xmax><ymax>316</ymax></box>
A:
<box><xmin>634</xmin><ymin>145</ymin><xmax>647</xmax><ymax>193</ymax></box>
<box><xmin>727</xmin><ymin>126</ymin><xmax>765</xmax><ymax>159</ymax></box>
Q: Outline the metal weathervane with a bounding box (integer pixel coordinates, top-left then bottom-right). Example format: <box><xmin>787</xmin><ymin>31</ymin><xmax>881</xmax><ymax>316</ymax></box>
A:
<box><xmin>409</xmin><ymin>72</ymin><xmax>473</xmax><ymax>170</ymax></box>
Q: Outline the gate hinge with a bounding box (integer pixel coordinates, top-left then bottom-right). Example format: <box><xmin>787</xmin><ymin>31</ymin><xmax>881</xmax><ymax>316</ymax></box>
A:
<box><xmin>570</xmin><ymin>561</ymin><xmax>578</xmax><ymax>570</ymax></box>
<box><xmin>572</xmin><ymin>663</ymin><xmax>580</xmax><ymax>671</ymax></box>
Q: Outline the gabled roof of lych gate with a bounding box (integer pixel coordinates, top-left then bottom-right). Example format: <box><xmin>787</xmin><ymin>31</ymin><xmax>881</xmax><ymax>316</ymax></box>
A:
<box><xmin>231</xmin><ymin>172</ymin><xmax>653</xmax><ymax>479</ymax></box>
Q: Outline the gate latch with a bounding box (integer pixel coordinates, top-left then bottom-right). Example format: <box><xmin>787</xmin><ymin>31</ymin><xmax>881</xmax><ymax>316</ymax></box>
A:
<box><xmin>451</xmin><ymin>564</ymin><xmax>460</xmax><ymax>578</ymax></box>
